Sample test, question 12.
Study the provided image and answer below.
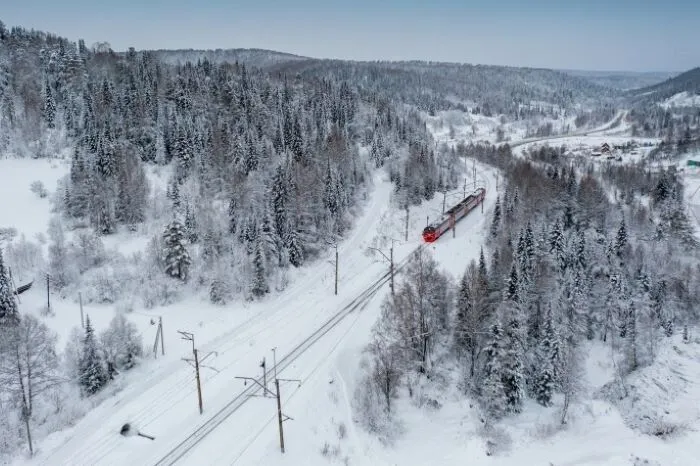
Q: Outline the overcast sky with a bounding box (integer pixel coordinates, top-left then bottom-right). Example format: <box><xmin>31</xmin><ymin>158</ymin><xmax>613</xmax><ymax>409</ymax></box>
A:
<box><xmin>3</xmin><ymin>0</ymin><xmax>699</xmax><ymax>72</ymax></box>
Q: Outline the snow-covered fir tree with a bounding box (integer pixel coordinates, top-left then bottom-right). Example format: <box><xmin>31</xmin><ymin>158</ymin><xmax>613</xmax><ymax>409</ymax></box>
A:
<box><xmin>0</xmin><ymin>249</ymin><xmax>19</xmax><ymax>327</ymax></box>
<box><xmin>162</xmin><ymin>220</ymin><xmax>191</xmax><ymax>281</ymax></box>
<box><xmin>78</xmin><ymin>316</ymin><xmax>108</xmax><ymax>396</ymax></box>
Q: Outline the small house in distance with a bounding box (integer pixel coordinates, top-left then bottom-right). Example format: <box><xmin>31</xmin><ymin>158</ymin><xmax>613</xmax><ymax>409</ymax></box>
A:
<box><xmin>601</xmin><ymin>142</ymin><xmax>611</xmax><ymax>155</ymax></box>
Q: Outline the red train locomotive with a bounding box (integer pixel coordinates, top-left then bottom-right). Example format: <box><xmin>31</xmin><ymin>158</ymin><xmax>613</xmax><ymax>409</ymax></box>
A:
<box><xmin>422</xmin><ymin>188</ymin><xmax>486</xmax><ymax>243</ymax></box>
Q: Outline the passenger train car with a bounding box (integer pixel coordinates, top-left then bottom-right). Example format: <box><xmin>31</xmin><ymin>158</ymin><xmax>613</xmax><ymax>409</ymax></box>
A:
<box><xmin>422</xmin><ymin>188</ymin><xmax>486</xmax><ymax>243</ymax></box>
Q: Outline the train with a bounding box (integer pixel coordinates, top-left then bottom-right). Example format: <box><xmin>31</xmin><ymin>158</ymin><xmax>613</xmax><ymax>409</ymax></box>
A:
<box><xmin>422</xmin><ymin>187</ymin><xmax>486</xmax><ymax>243</ymax></box>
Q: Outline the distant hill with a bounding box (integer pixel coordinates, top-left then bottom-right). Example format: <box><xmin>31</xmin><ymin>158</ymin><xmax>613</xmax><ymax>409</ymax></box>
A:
<box><xmin>627</xmin><ymin>67</ymin><xmax>700</xmax><ymax>104</ymax></box>
<box><xmin>560</xmin><ymin>69</ymin><xmax>676</xmax><ymax>91</ymax></box>
<box><xmin>149</xmin><ymin>48</ymin><xmax>309</xmax><ymax>68</ymax></box>
<box><xmin>147</xmin><ymin>47</ymin><xmax>619</xmax><ymax>115</ymax></box>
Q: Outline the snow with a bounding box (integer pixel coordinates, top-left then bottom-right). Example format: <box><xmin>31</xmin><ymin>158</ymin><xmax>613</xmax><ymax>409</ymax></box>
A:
<box><xmin>659</xmin><ymin>92</ymin><xmax>700</xmax><ymax>109</ymax></box>
<box><xmin>2</xmin><ymin>163</ymin><xmax>493</xmax><ymax>466</ymax></box>
<box><xmin>5</xmin><ymin>119</ymin><xmax>700</xmax><ymax>466</ymax></box>
<box><xmin>0</xmin><ymin>157</ymin><xmax>69</xmax><ymax>243</ymax></box>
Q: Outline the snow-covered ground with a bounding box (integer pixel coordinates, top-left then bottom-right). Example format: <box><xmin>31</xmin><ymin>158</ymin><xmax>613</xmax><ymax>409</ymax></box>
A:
<box><xmin>3</xmin><ymin>148</ymin><xmax>498</xmax><ymax>465</ymax></box>
<box><xmin>515</xmin><ymin>135</ymin><xmax>660</xmax><ymax>165</ymax></box>
<box><xmin>426</xmin><ymin>108</ymin><xmax>578</xmax><ymax>146</ymax></box>
<box><xmin>659</xmin><ymin>91</ymin><xmax>700</xmax><ymax>109</ymax></box>
<box><xmin>0</xmin><ymin>157</ymin><xmax>69</xmax><ymax>243</ymax></box>
<box><xmin>6</xmin><ymin>112</ymin><xmax>700</xmax><ymax>466</ymax></box>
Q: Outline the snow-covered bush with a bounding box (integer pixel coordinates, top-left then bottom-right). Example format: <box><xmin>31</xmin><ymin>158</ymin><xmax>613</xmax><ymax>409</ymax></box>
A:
<box><xmin>100</xmin><ymin>314</ymin><xmax>144</xmax><ymax>374</ymax></box>
<box><xmin>69</xmin><ymin>231</ymin><xmax>106</xmax><ymax>273</ymax></box>
<box><xmin>4</xmin><ymin>235</ymin><xmax>45</xmax><ymax>282</ymax></box>
<box><xmin>30</xmin><ymin>180</ymin><xmax>48</xmax><ymax>198</ymax></box>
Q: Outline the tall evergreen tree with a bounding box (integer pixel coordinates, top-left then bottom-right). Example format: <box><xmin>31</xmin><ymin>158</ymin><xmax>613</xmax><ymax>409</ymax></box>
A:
<box><xmin>490</xmin><ymin>195</ymin><xmax>502</xmax><ymax>237</ymax></box>
<box><xmin>162</xmin><ymin>220</ymin><xmax>191</xmax><ymax>281</ymax></box>
<box><xmin>482</xmin><ymin>323</ymin><xmax>507</xmax><ymax>418</ymax></box>
<box><xmin>251</xmin><ymin>234</ymin><xmax>269</xmax><ymax>298</ymax></box>
<box><xmin>78</xmin><ymin>316</ymin><xmax>108</xmax><ymax>396</ymax></box>
<box><xmin>43</xmin><ymin>78</ymin><xmax>56</xmax><ymax>129</ymax></box>
<box><xmin>615</xmin><ymin>217</ymin><xmax>628</xmax><ymax>258</ymax></box>
<box><xmin>534</xmin><ymin>305</ymin><xmax>557</xmax><ymax>406</ymax></box>
<box><xmin>0</xmin><ymin>249</ymin><xmax>19</xmax><ymax>327</ymax></box>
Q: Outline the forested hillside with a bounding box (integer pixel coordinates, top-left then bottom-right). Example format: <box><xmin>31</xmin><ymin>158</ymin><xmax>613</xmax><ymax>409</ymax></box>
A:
<box><xmin>0</xmin><ymin>23</ymin><xmax>453</xmax><ymax>305</ymax></box>
<box><xmin>624</xmin><ymin>68</ymin><xmax>700</xmax><ymax>150</ymax></box>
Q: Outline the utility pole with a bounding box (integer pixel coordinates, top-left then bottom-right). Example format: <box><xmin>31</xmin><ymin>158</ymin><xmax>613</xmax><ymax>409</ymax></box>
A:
<box><xmin>45</xmin><ymin>273</ymin><xmax>50</xmax><ymax>312</ymax></box>
<box><xmin>367</xmin><ymin>239</ymin><xmax>397</xmax><ymax>300</ymax></box>
<box><xmin>325</xmin><ymin>237</ymin><xmax>339</xmax><ymax>296</ymax></box>
<box><xmin>272</xmin><ymin>347</ymin><xmax>278</xmax><ymax>382</ymax></box>
<box><xmin>451</xmin><ymin>213</ymin><xmax>456</xmax><ymax>238</ymax></box>
<box><xmin>178</xmin><ymin>330</ymin><xmax>217</xmax><ymax>414</ymax></box>
<box><xmin>404</xmin><ymin>205</ymin><xmax>409</xmax><ymax>241</ymax></box>
<box><xmin>159</xmin><ymin>317</ymin><xmax>164</xmax><ymax>356</ymax></box>
<box><xmin>275</xmin><ymin>378</ymin><xmax>301</xmax><ymax>453</ymax></box>
<box><xmin>473</xmin><ymin>159</ymin><xmax>476</xmax><ymax>190</ymax></box>
<box><xmin>79</xmin><ymin>292</ymin><xmax>84</xmax><ymax>328</ymax></box>
<box><xmin>236</xmin><ymin>373</ymin><xmax>300</xmax><ymax>453</ymax></box>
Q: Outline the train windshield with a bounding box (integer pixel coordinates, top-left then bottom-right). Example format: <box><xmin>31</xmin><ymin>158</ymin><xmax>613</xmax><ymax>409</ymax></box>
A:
<box><xmin>423</xmin><ymin>226</ymin><xmax>435</xmax><ymax>234</ymax></box>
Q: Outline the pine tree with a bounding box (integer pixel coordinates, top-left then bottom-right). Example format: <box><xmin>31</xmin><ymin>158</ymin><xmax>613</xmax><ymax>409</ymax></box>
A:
<box><xmin>490</xmin><ymin>195</ymin><xmax>501</xmax><ymax>237</ymax></box>
<box><xmin>324</xmin><ymin>161</ymin><xmax>339</xmax><ymax>216</ymax></box>
<box><xmin>228</xmin><ymin>194</ymin><xmax>238</xmax><ymax>234</ymax></box>
<box><xmin>184</xmin><ymin>205</ymin><xmax>198</xmax><ymax>243</ymax></box>
<box><xmin>505</xmin><ymin>263</ymin><xmax>519</xmax><ymax>302</ymax></box>
<box><xmin>534</xmin><ymin>306</ymin><xmax>557</xmax><ymax>407</ymax></box>
<box><xmin>79</xmin><ymin>316</ymin><xmax>108</xmax><ymax>395</ymax></box>
<box><xmin>454</xmin><ymin>270</ymin><xmax>473</xmax><ymax>352</ymax></box>
<box><xmin>625</xmin><ymin>304</ymin><xmax>638</xmax><ymax>371</ymax></box>
<box><xmin>162</xmin><ymin>221</ymin><xmax>191</xmax><ymax>281</ymax></box>
<box><xmin>615</xmin><ymin>217</ymin><xmax>628</xmax><ymax>258</ymax></box>
<box><xmin>502</xmin><ymin>316</ymin><xmax>525</xmax><ymax>413</ymax></box>
<box><xmin>285</xmin><ymin>228</ymin><xmax>304</xmax><ymax>267</ymax></box>
<box><xmin>43</xmin><ymin>78</ymin><xmax>56</xmax><ymax>129</ymax></box>
<box><xmin>0</xmin><ymin>249</ymin><xmax>19</xmax><ymax>327</ymax></box>
<box><xmin>251</xmin><ymin>234</ymin><xmax>269</xmax><ymax>298</ymax></box>
<box><xmin>549</xmin><ymin>219</ymin><xmax>566</xmax><ymax>272</ymax></box>
<box><xmin>482</xmin><ymin>323</ymin><xmax>507</xmax><ymax>418</ymax></box>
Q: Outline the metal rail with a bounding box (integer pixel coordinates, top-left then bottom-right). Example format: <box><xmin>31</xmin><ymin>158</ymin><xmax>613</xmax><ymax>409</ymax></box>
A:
<box><xmin>153</xmin><ymin>245</ymin><xmax>423</xmax><ymax>466</ymax></box>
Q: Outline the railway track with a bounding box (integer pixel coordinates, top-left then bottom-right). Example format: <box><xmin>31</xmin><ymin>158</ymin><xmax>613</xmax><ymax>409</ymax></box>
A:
<box><xmin>152</xmin><ymin>244</ymin><xmax>424</xmax><ymax>466</ymax></box>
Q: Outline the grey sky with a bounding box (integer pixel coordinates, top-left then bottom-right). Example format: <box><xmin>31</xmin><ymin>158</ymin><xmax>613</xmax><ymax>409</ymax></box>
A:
<box><xmin>2</xmin><ymin>0</ymin><xmax>699</xmax><ymax>71</ymax></box>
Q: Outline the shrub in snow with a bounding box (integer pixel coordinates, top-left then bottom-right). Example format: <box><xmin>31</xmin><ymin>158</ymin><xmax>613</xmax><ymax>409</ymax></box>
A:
<box><xmin>30</xmin><ymin>180</ymin><xmax>48</xmax><ymax>198</ymax></box>
<box><xmin>4</xmin><ymin>235</ymin><xmax>45</xmax><ymax>281</ymax></box>
<box><xmin>70</xmin><ymin>231</ymin><xmax>106</xmax><ymax>273</ymax></box>
<box><xmin>100</xmin><ymin>314</ymin><xmax>143</xmax><ymax>377</ymax></box>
